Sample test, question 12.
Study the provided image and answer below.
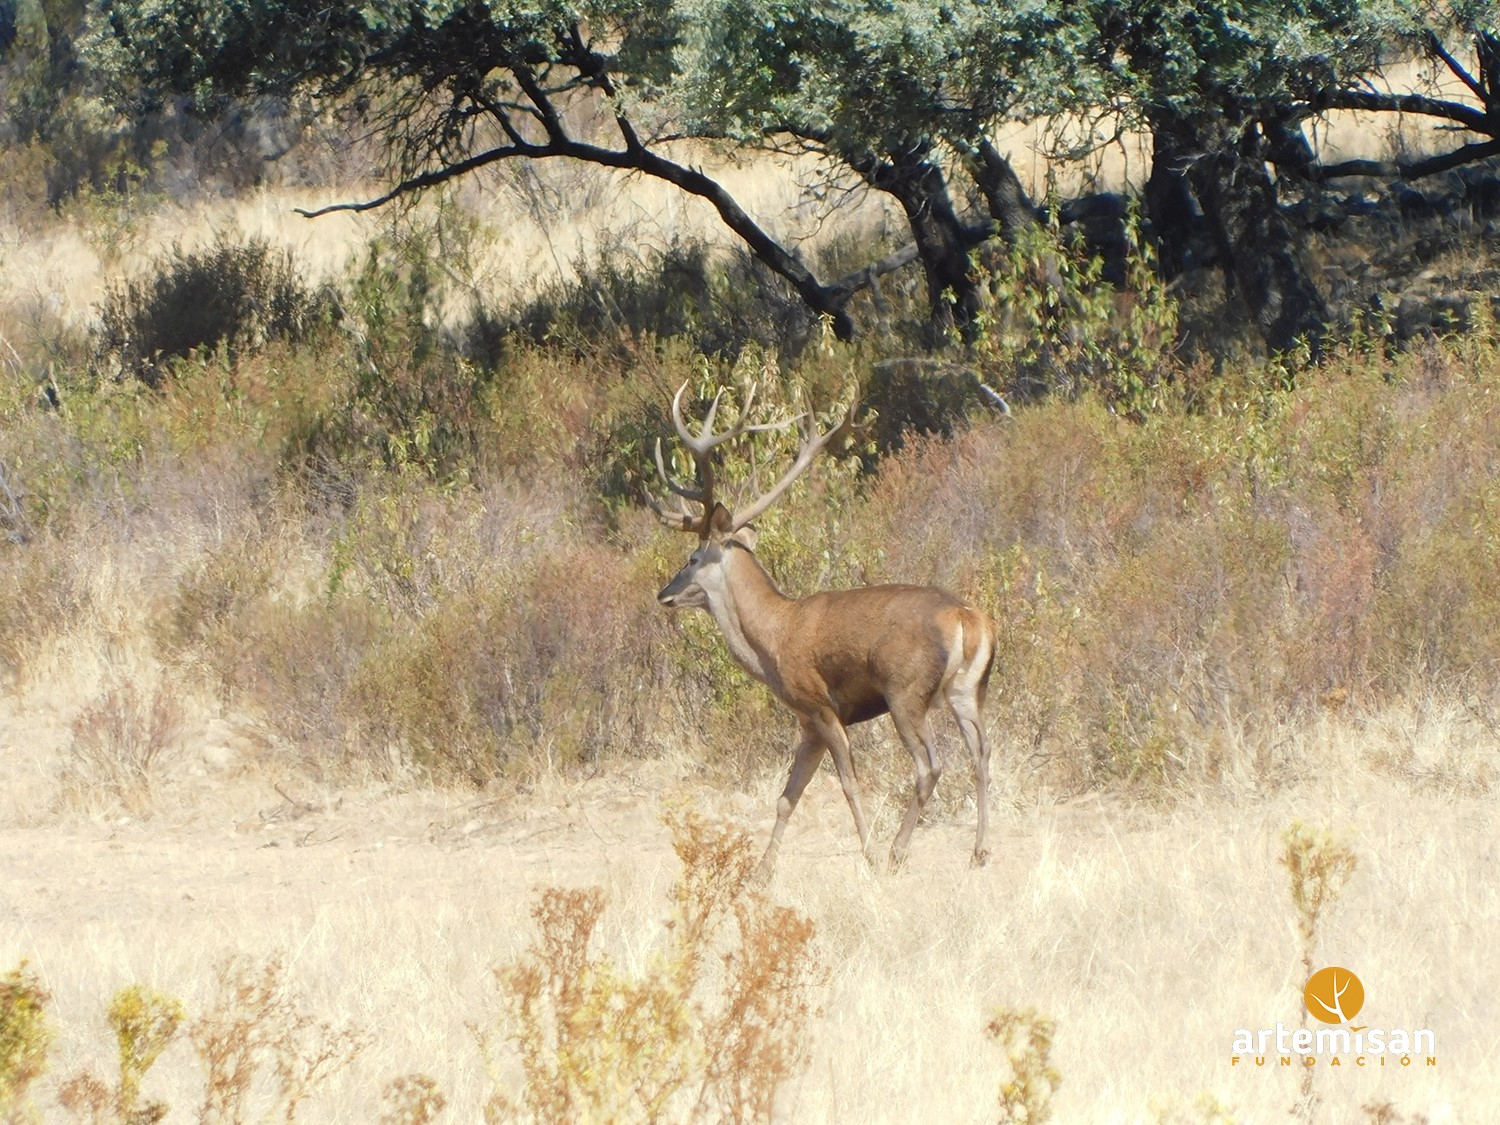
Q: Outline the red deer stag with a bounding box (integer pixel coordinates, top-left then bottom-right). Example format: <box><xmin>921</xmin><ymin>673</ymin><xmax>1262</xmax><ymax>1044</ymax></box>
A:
<box><xmin>648</xmin><ymin>383</ymin><xmax>996</xmax><ymax>878</ymax></box>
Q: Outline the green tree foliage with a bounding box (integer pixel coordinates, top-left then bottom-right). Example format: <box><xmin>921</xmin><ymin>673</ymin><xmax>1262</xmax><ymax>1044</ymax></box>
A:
<box><xmin>679</xmin><ymin>1</ymin><xmax>1103</xmax><ymax>335</ymax></box>
<box><xmin>92</xmin><ymin>0</ymin><xmax>874</xmax><ymax>334</ymax></box>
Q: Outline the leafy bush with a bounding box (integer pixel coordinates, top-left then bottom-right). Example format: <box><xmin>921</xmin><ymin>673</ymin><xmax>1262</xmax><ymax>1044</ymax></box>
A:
<box><xmin>0</xmin><ymin>962</ymin><xmax>51</xmax><ymax>1125</ymax></box>
<box><xmin>973</xmin><ymin>208</ymin><xmax>1179</xmax><ymax>414</ymax></box>
<box><xmin>292</xmin><ymin>232</ymin><xmax>488</xmax><ymax>482</ymax></box>
<box><xmin>95</xmin><ymin>235</ymin><xmax>332</xmax><ymax>387</ymax></box>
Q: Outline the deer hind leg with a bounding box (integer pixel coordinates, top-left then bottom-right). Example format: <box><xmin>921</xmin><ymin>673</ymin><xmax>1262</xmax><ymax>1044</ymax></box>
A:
<box><xmin>888</xmin><ymin>704</ymin><xmax>942</xmax><ymax>870</ymax></box>
<box><xmin>947</xmin><ymin>682</ymin><xmax>992</xmax><ymax>867</ymax></box>
<box><xmin>757</xmin><ymin>720</ymin><xmax>828</xmax><ymax>882</ymax></box>
<box><xmin>809</xmin><ymin>710</ymin><xmax>875</xmax><ymax>865</ymax></box>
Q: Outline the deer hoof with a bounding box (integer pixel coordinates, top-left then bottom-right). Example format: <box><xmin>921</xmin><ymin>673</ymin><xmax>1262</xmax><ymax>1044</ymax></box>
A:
<box><xmin>970</xmin><ymin>848</ymin><xmax>991</xmax><ymax>869</ymax></box>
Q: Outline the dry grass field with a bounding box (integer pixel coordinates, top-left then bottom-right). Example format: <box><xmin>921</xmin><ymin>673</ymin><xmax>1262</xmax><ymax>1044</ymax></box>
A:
<box><xmin>2</xmin><ymin>693</ymin><xmax>1493</xmax><ymax>1123</ymax></box>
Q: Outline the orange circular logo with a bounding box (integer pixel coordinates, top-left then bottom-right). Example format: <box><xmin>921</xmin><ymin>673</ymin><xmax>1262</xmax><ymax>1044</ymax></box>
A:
<box><xmin>1303</xmin><ymin>967</ymin><xmax>1364</xmax><ymax>1025</ymax></box>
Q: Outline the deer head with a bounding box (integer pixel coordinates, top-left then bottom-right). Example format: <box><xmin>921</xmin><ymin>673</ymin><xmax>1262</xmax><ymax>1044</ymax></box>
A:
<box><xmin>647</xmin><ymin>381</ymin><xmax>852</xmax><ymax>607</ymax></box>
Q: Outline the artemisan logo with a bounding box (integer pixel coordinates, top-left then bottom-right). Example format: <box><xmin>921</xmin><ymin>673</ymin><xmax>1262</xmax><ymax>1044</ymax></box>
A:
<box><xmin>1231</xmin><ymin>967</ymin><xmax>1437</xmax><ymax>1069</ymax></box>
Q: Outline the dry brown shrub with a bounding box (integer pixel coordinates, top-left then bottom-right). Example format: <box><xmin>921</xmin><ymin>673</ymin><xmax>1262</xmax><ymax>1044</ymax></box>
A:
<box><xmin>190</xmin><ymin>957</ymin><xmax>366</xmax><ymax>1125</ymax></box>
<box><xmin>486</xmin><ymin>809</ymin><xmax>823</xmax><ymax>1124</ymax></box>
<box><xmin>62</xmin><ymin>682</ymin><xmax>184</xmax><ymax>813</ymax></box>
<box><xmin>204</xmin><ymin>596</ymin><xmax>386</xmax><ymax>769</ymax></box>
<box><xmin>377</xmin><ymin>1074</ymin><xmax>447</xmax><ymax>1125</ymax></box>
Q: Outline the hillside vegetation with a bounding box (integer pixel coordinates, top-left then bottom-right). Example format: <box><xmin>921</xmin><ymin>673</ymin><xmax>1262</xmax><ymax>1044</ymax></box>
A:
<box><xmin>0</xmin><ymin>201</ymin><xmax>1497</xmax><ymax>797</ymax></box>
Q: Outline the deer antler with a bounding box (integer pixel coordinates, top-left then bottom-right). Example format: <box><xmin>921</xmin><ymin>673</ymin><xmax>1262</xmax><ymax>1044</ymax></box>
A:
<box><xmin>647</xmin><ymin>381</ymin><xmax>796</xmax><ymax>536</ymax></box>
<box><xmin>729</xmin><ymin>400</ymin><xmax>856</xmax><ymax>531</ymax></box>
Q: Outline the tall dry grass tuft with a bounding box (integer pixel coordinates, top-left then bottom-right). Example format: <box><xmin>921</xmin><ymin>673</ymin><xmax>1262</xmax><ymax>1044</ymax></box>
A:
<box><xmin>486</xmin><ymin>809</ymin><xmax>823</xmax><ymax>1123</ymax></box>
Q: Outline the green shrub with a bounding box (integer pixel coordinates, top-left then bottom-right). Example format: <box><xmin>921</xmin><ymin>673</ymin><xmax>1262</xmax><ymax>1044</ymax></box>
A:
<box><xmin>291</xmin><ymin>232</ymin><xmax>487</xmax><ymax>482</ymax></box>
<box><xmin>502</xmin><ymin>237</ymin><xmax>813</xmax><ymax>361</ymax></box>
<box><xmin>95</xmin><ymin>234</ymin><xmax>332</xmax><ymax>387</ymax></box>
<box><xmin>0</xmin><ymin>962</ymin><xmax>52</xmax><ymax>1125</ymax></box>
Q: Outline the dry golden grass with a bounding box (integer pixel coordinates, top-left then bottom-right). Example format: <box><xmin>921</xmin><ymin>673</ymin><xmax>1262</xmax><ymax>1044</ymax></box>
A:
<box><xmin>0</xmin><ymin>146</ymin><xmax>894</xmax><ymax>348</ymax></box>
<box><xmin>0</xmin><ymin>707</ymin><xmax>1492</xmax><ymax>1122</ymax></box>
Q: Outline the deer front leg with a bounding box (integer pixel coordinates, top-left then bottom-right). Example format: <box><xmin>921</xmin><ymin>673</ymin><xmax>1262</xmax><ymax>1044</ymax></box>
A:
<box><xmin>756</xmin><ymin>721</ymin><xmax>828</xmax><ymax>882</ymax></box>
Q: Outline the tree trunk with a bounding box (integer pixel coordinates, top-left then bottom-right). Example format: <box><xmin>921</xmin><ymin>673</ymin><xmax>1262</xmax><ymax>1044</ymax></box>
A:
<box><xmin>1144</xmin><ymin>123</ymin><xmax>1208</xmax><ymax>278</ymax></box>
<box><xmin>850</xmin><ymin>144</ymin><xmax>984</xmax><ymax>341</ymax></box>
<box><xmin>1157</xmin><ymin>111</ymin><xmax>1330</xmax><ymax>355</ymax></box>
<box><xmin>972</xmin><ymin>140</ymin><xmax>1040</xmax><ymax>240</ymax></box>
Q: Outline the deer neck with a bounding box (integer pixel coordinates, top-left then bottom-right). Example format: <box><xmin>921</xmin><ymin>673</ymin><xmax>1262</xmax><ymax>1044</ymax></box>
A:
<box><xmin>705</xmin><ymin>544</ymin><xmax>791</xmax><ymax>684</ymax></box>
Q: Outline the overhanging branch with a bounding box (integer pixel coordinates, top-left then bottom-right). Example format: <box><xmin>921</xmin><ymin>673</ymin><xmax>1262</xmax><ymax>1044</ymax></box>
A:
<box><xmin>1316</xmin><ymin>88</ymin><xmax>1490</xmax><ymax>133</ymax></box>
<box><xmin>295</xmin><ymin>132</ymin><xmax>857</xmax><ymax>337</ymax></box>
<box><xmin>1314</xmin><ymin>137</ymin><xmax>1500</xmax><ymax>182</ymax></box>
<box><xmin>1427</xmin><ymin>31</ymin><xmax>1488</xmax><ymax>104</ymax></box>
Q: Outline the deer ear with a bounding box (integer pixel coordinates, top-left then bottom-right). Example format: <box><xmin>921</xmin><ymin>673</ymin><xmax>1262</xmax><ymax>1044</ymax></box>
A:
<box><xmin>708</xmin><ymin>503</ymin><xmax>734</xmax><ymax>536</ymax></box>
<box><xmin>730</xmin><ymin>526</ymin><xmax>758</xmax><ymax>552</ymax></box>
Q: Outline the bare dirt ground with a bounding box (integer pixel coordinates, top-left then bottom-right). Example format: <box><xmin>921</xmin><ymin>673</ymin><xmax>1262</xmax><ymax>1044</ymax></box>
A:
<box><xmin>2</xmin><ymin>695</ymin><xmax>1494</xmax><ymax>1123</ymax></box>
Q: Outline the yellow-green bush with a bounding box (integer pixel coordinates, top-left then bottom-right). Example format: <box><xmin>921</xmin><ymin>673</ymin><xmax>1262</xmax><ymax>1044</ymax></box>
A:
<box><xmin>0</xmin><ymin>963</ymin><xmax>51</xmax><ymax>1125</ymax></box>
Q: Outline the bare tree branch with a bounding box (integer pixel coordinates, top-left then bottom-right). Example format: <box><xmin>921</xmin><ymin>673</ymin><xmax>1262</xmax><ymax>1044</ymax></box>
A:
<box><xmin>827</xmin><ymin>243</ymin><xmax>920</xmax><ymax>303</ymax></box>
<box><xmin>1315</xmin><ymin>88</ymin><xmax>1491</xmax><ymax>133</ymax></box>
<box><xmin>1314</xmin><ymin>137</ymin><xmax>1500</xmax><ymax>181</ymax></box>
<box><xmin>1427</xmin><ymin>30</ymin><xmax>1488</xmax><ymax>104</ymax></box>
<box><xmin>296</xmin><ymin>130</ymin><xmax>858</xmax><ymax>336</ymax></box>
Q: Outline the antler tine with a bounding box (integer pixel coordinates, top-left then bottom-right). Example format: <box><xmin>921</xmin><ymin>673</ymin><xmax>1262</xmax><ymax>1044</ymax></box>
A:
<box><xmin>644</xmin><ymin>490</ymin><xmax>703</xmax><ymax>532</ymax></box>
<box><xmin>730</xmin><ymin>400</ymin><xmax>857</xmax><ymax>532</ymax></box>
<box><xmin>644</xmin><ymin>435</ymin><xmax>706</xmax><ymax>531</ymax></box>
<box><xmin>654</xmin><ymin>437</ymin><xmax>703</xmax><ymax>501</ymax></box>
<box><xmin>672</xmin><ymin>382</ymin><xmax>729</xmax><ymax>456</ymax></box>
<box><xmin>666</xmin><ymin>381</ymin><xmax>757</xmax><ymax>533</ymax></box>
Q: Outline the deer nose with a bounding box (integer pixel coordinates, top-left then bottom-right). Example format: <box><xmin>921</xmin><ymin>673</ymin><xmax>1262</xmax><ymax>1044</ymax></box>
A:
<box><xmin>658</xmin><ymin>571</ymin><xmax>691</xmax><ymax>606</ymax></box>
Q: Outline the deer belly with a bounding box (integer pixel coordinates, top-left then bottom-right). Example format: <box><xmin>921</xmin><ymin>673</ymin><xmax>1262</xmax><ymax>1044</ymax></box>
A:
<box><xmin>835</xmin><ymin>690</ymin><xmax>891</xmax><ymax>726</ymax></box>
